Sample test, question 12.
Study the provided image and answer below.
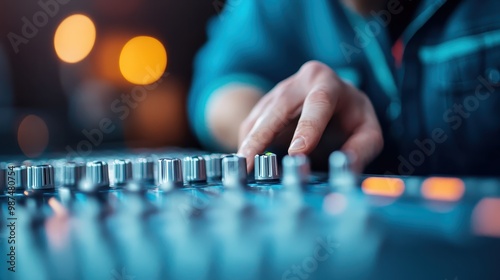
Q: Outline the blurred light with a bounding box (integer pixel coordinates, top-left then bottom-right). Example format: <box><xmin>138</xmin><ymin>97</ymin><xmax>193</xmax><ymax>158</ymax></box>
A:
<box><xmin>421</xmin><ymin>177</ymin><xmax>465</xmax><ymax>202</ymax></box>
<box><xmin>17</xmin><ymin>115</ymin><xmax>49</xmax><ymax>158</ymax></box>
<box><xmin>362</xmin><ymin>177</ymin><xmax>405</xmax><ymax>198</ymax></box>
<box><xmin>119</xmin><ymin>36</ymin><xmax>167</xmax><ymax>85</ymax></box>
<box><xmin>323</xmin><ymin>193</ymin><xmax>348</xmax><ymax>215</ymax></box>
<box><xmin>48</xmin><ymin>197</ymin><xmax>69</xmax><ymax>217</ymax></box>
<box><xmin>472</xmin><ymin>198</ymin><xmax>500</xmax><ymax>238</ymax></box>
<box><xmin>54</xmin><ymin>14</ymin><xmax>96</xmax><ymax>63</ymax></box>
<box><xmin>46</xmin><ymin>198</ymin><xmax>70</xmax><ymax>249</ymax></box>
<box><xmin>124</xmin><ymin>80</ymin><xmax>187</xmax><ymax>147</ymax></box>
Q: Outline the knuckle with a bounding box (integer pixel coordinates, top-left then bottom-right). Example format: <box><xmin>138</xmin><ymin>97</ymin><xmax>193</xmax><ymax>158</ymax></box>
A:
<box><xmin>308</xmin><ymin>88</ymin><xmax>333</xmax><ymax>107</ymax></box>
<box><xmin>297</xmin><ymin>118</ymin><xmax>321</xmax><ymax>136</ymax></box>
<box><xmin>300</xmin><ymin>60</ymin><xmax>330</xmax><ymax>74</ymax></box>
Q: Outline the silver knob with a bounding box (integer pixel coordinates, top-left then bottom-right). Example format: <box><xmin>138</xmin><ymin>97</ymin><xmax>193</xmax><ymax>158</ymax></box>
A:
<box><xmin>6</xmin><ymin>164</ymin><xmax>27</xmax><ymax>192</ymax></box>
<box><xmin>282</xmin><ymin>155</ymin><xmax>310</xmax><ymax>188</ymax></box>
<box><xmin>0</xmin><ymin>163</ymin><xmax>5</xmax><ymax>192</ymax></box>
<box><xmin>157</xmin><ymin>158</ymin><xmax>183</xmax><ymax>189</ymax></box>
<box><xmin>51</xmin><ymin>159</ymin><xmax>66</xmax><ymax>186</ymax></box>
<box><xmin>183</xmin><ymin>156</ymin><xmax>207</xmax><ymax>184</ymax></box>
<box><xmin>221</xmin><ymin>154</ymin><xmax>247</xmax><ymax>188</ymax></box>
<box><xmin>112</xmin><ymin>159</ymin><xmax>132</xmax><ymax>186</ymax></box>
<box><xmin>329</xmin><ymin>151</ymin><xmax>355</xmax><ymax>189</ymax></box>
<box><xmin>62</xmin><ymin>162</ymin><xmax>85</xmax><ymax>187</ymax></box>
<box><xmin>204</xmin><ymin>154</ymin><xmax>223</xmax><ymax>181</ymax></box>
<box><xmin>27</xmin><ymin>164</ymin><xmax>55</xmax><ymax>190</ymax></box>
<box><xmin>254</xmin><ymin>152</ymin><xmax>280</xmax><ymax>181</ymax></box>
<box><xmin>83</xmin><ymin>161</ymin><xmax>110</xmax><ymax>190</ymax></box>
<box><xmin>132</xmin><ymin>157</ymin><xmax>154</xmax><ymax>183</ymax></box>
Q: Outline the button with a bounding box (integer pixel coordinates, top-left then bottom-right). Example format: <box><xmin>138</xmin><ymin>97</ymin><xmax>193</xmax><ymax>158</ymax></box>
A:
<box><xmin>26</xmin><ymin>164</ymin><xmax>55</xmax><ymax>190</ymax></box>
<box><xmin>221</xmin><ymin>154</ymin><xmax>247</xmax><ymax>188</ymax></box>
<box><xmin>329</xmin><ymin>151</ymin><xmax>356</xmax><ymax>189</ymax></box>
<box><xmin>112</xmin><ymin>159</ymin><xmax>133</xmax><ymax>186</ymax></box>
<box><xmin>183</xmin><ymin>156</ymin><xmax>207</xmax><ymax>184</ymax></box>
<box><xmin>157</xmin><ymin>158</ymin><xmax>183</xmax><ymax>189</ymax></box>
<box><xmin>254</xmin><ymin>152</ymin><xmax>279</xmax><ymax>181</ymax></box>
<box><xmin>82</xmin><ymin>161</ymin><xmax>110</xmax><ymax>191</ymax></box>
<box><xmin>386</xmin><ymin>101</ymin><xmax>401</xmax><ymax>121</ymax></box>
<box><xmin>62</xmin><ymin>162</ymin><xmax>85</xmax><ymax>187</ymax></box>
<box><xmin>282</xmin><ymin>155</ymin><xmax>310</xmax><ymax>188</ymax></box>
<box><xmin>204</xmin><ymin>154</ymin><xmax>223</xmax><ymax>181</ymax></box>
<box><xmin>132</xmin><ymin>157</ymin><xmax>154</xmax><ymax>183</ymax></box>
<box><xmin>487</xmin><ymin>68</ymin><xmax>500</xmax><ymax>85</ymax></box>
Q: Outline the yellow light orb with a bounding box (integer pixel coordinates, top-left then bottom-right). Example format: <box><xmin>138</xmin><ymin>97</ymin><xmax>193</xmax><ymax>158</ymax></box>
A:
<box><xmin>17</xmin><ymin>115</ymin><xmax>49</xmax><ymax>158</ymax></box>
<box><xmin>54</xmin><ymin>14</ymin><xmax>96</xmax><ymax>63</ymax></box>
<box><xmin>119</xmin><ymin>36</ymin><xmax>167</xmax><ymax>85</ymax></box>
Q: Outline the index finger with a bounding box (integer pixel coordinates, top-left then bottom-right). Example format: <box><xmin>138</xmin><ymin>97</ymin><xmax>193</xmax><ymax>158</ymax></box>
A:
<box><xmin>238</xmin><ymin>95</ymin><xmax>302</xmax><ymax>172</ymax></box>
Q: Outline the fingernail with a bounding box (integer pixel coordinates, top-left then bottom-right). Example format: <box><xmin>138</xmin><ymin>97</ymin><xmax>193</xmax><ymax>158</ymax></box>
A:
<box><xmin>289</xmin><ymin>137</ymin><xmax>306</xmax><ymax>152</ymax></box>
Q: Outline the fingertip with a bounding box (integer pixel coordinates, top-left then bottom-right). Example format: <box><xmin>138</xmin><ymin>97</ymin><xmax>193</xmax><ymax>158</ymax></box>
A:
<box><xmin>237</xmin><ymin>148</ymin><xmax>253</xmax><ymax>174</ymax></box>
<box><xmin>288</xmin><ymin>136</ymin><xmax>307</xmax><ymax>154</ymax></box>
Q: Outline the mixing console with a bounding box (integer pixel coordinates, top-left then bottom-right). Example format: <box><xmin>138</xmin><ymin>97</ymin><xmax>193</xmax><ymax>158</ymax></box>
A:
<box><xmin>0</xmin><ymin>149</ymin><xmax>499</xmax><ymax>280</ymax></box>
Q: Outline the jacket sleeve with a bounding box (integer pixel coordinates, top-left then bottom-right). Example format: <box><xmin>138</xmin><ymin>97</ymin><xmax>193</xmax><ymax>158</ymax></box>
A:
<box><xmin>188</xmin><ymin>0</ymin><xmax>306</xmax><ymax>150</ymax></box>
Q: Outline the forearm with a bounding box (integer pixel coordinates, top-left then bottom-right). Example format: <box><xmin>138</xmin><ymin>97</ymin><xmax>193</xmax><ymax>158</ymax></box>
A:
<box><xmin>206</xmin><ymin>84</ymin><xmax>264</xmax><ymax>151</ymax></box>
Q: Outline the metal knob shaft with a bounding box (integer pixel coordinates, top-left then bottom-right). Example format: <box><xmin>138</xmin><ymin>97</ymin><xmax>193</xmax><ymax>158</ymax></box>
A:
<box><xmin>26</xmin><ymin>164</ymin><xmax>55</xmax><ymax>190</ymax></box>
<box><xmin>0</xmin><ymin>163</ymin><xmax>5</xmax><ymax>192</ymax></box>
<box><xmin>183</xmin><ymin>156</ymin><xmax>207</xmax><ymax>184</ymax></box>
<box><xmin>62</xmin><ymin>162</ymin><xmax>85</xmax><ymax>187</ymax></box>
<box><xmin>282</xmin><ymin>155</ymin><xmax>310</xmax><ymax>189</ymax></box>
<box><xmin>204</xmin><ymin>154</ymin><xmax>223</xmax><ymax>181</ymax></box>
<box><xmin>254</xmin><ymin>152</ymin><xmax>280</xmax><ymax>181</ymax></box>
<box><xmin>112</xmin><ymin>159</ymin><xmax>132</xmax><ymax>186</ymax></box>
<box><xmin>132</xmin><ymin>157</ymin><xmax>155</xmax><ymax>183</ymax></box>
<box><xmin>83</xmin><ymin>161</ymin><xmax>110</xmax><ymax>191</ymax></box>
<box><xmin>6</xmin><ymin>164</ymin><xmax>26</xmax><ymax>192</ymax></box>
<box><xmin>329</xmin><ymin>151</ymin><xmax>355</xmax><ymax>189</ymax></box>
<box><xmin>157</xmin><ymin>158</ymin><xmax>183</xmax><ymax>189</ymax></box>
<box><xmin>221</xmin><ymin>154</ymin><xmax>247</xmax><ymax>188</ymax></box>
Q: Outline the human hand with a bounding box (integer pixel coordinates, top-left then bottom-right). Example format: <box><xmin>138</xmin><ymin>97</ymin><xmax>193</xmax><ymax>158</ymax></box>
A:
<box><xmin>237</xmin><ymin>61</ymin><xmax>383</xmax><ymax>173</ymax></box>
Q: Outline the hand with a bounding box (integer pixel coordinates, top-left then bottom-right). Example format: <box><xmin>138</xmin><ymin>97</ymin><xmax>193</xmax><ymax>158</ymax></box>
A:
<box><xmin>237</xmin><ymin>61</ymin><xmax>383</xmax><ymax>173</ymax></box>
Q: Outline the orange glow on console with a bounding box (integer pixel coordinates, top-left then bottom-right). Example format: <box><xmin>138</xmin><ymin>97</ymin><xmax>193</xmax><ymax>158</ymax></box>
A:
<box><xmin>421</xmin><ymin>177</ymin><xmax>465</xmax><ymax>202</ymax></box>
<box><xmin>362</xmin><ymin>177</ymin><xmax>405</xmax><ymax>198</ymax></box>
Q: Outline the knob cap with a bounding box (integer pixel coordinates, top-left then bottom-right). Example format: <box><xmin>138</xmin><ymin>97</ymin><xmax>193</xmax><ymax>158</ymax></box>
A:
<box><xmin>62</xmin><ymin>162</ymin><xmax>85</xmax><ymax>187</ymax></box>
<box><xmin>112</xmin><ymin>159</ymin><xmax>133</xmax><ymax>186</ymax></box>
<box><xmin>221</xmin><ymin>154</ymin><xmax>247</xmax><ymax>188</ymax></box>
<box><xmin>254</xmin><ymin>152</ymin><xmax>280</xmax><ymax>181</ymax></box>
<box><xmin>157</xmin><ymin>158</ymin><xmax>183</xmax><ymax>189</ymax></box>
<box><xmin>132</xmin><ymin>157</ymin><xmax>154</xmax><ymax>183</ymax></box>
<box><xmin>204</xmin><ymin>154</ymin><xmax>223</xmax><ymax>181</ymax></box>
<box><xmin>183</xmin><ymin>156</ymin><xmax>207</xmax><ymax>184</ymax></box>
<box><xmin>27</xmin><ymin>164</ymin><xmax>55</xmax><ymax>190</ymax></box>
<box><xmin>282</xmin><ymin>155</ymin><xmax>310</xmax><ymax>188</ymax></box>
<box><xmin>6</xmin><ymin>164</ymin><xmax>27</xmax><ymax>192</ymax></box>
<box><xmin>0</xmin><ymin>163</ymin><xmax>5</xmax><ymax>192</ymax></box>
<box><xmin>83</xmin><ymin>161</ymin><xmax>110</xmax><ymax>191</ymax></box>
<box><xmin>329</xmin><ymin>151</ymin><xmax>355</xmax><ymax>189</ymax></box>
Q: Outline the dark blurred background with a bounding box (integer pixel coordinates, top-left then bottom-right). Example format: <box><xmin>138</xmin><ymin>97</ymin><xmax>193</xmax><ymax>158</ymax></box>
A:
<box><xmin>0</xmin><ymin>0</ymin><xmax>224</xmax><ymax>158</ymax></box>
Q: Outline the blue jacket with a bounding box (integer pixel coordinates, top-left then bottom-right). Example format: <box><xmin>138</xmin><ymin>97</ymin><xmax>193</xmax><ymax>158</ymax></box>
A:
<box><xmin>188</xmin><ymin>0</ymin><xmax>500</xmax><ymax>176</ymax></box>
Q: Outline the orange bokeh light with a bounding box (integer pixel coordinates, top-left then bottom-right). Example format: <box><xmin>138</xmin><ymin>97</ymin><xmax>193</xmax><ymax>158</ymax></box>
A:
<box><xmin>362</xmin><ymin>177</ymin><xmax>405</xmax><ymax>198</ymax></box>
<box><xmin>54</xmin><ymin>14</ymin><xmax>96</xmax><ymax>63</ymax></box>
<box><xmin>17</xmin><ymin>115</ymin><xmax>49</xmax><ymax>158</ymax></box>
<box><xmin>119</xmin><ymin>36</ymin><xmax>167</xmax><ymax>85</ymax></box>
<box><xmin>421</xmin><ymin>177</ymin><xmax>465</xmax><ymax>202</ymax></box>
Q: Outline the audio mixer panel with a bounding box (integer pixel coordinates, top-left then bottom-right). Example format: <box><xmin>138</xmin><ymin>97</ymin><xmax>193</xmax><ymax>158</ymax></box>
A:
<box><xmin>0</xmin><ymin>150</ymin><xmax>499</xmax><ymax>280</ymax></box>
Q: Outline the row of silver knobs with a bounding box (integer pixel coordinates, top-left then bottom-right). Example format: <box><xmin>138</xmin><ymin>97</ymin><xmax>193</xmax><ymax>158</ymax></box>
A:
<box><xmin>1</xmin><ymin>151</ymin><xmax>353</xmax><ymax>192</ymax></box>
